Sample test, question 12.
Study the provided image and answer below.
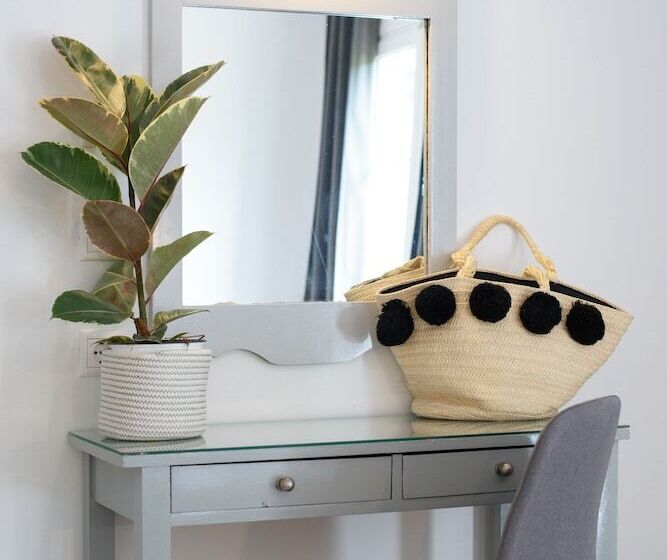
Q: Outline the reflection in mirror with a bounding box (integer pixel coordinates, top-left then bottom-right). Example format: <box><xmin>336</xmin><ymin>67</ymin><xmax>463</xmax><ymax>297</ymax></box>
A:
<box><xmin>181</xmin><ymin>7</ymin><xmax>427</xmax><ymax>304</ymax></box>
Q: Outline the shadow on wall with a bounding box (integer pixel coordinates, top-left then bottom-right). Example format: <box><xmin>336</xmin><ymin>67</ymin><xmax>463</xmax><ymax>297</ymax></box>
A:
<box><xmin>174</xmin><ymin>514</ymin><xmax>435</xmax><ymax>560</ymax></box>
<box><xmin>116</xmin><ymin>511</ymin><xmax>435</xmax><ymax>560</ymax></box>
<box><xmin>172</xmin><ymin>519</ymin><xmax>338</xmax><ymax>560</ymax></box>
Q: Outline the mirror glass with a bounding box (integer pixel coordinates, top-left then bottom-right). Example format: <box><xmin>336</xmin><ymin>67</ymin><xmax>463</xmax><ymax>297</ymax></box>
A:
<box><xmin>181</xmin><ymin>7</ymin><xmax>427</xmax><ymax>304</ymax></box>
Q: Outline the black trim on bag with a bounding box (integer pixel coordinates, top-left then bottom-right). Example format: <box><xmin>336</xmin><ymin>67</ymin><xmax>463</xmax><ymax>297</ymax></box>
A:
<box><xmin>381</xmin><ymin>270</ymin><xmax>616</xmax><ymax>309</ymax></box>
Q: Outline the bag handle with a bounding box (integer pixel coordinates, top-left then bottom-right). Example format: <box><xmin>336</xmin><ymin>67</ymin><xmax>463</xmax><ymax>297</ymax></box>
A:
<box><xmin>451</xmin><ymin>215</ymin><xmax>557</xmax><ymax>290</ymax></box>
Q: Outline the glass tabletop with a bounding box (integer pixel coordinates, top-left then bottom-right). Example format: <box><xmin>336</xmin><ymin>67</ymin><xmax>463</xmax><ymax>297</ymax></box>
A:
<box><xmin>69</xmin><ymin>415</ymin><xmax>555</xmax><ymax>456</ymax></box>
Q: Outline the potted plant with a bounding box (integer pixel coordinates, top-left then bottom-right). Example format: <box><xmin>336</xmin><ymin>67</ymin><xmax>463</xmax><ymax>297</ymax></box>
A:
<box><xmin>22</xmin><ymin>36</ymin><xmax>224</xmax><ymax>441</ymax></box>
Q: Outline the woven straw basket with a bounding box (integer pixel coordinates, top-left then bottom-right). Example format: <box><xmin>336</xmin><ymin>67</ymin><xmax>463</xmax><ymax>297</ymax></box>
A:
<box><xmin>376</xmin><ymin>215</ymin><xmax>632</xmax><ymax>421</ymax></box>
<box><xmin>345</xmin><ymin>256</ymin><xmax>425</xmax><ymax>302</ymax></box>
<box><xmin>98</xmin><ymin>343</ymin><xmax>212</xmax><ymax>441</ymax></box>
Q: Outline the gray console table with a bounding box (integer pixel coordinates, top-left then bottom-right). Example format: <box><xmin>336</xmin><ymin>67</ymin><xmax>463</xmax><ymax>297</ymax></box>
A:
<box><xmin>68</xmin><ymin>415</ymin><xmax>628</xmax><ymax>560</ymax></box>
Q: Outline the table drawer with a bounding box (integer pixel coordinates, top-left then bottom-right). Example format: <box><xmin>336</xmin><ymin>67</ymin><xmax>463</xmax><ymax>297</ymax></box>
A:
<box><xmin>403</xmin><ymin>447</ymin><xmax>532</xmax><ymax>499</ymax></box>
<box><xmin>172</xmin><ymin>456</ymin><xmax>392</xmax><ymax>513</ymax></box>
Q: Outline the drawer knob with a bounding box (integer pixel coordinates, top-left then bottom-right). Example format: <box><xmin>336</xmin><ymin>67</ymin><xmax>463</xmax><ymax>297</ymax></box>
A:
<box><xmin>496</xmin><ymin>462</ymin><xmax>514</xmax><ymax>477</ymax></box>
<box><xmin>276</xmin><ymin>476</ymin><xmax>295</xmax><ymax>492</ymax></box>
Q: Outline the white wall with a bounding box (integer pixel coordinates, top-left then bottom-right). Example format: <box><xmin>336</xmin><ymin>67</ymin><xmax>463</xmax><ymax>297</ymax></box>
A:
<box><xmin>2</xmin><ymin>1</ymin><xmax>666</xmax><ymax>559</ymax></box>
<box><xmin>0</xmin><ymin>1</ymin><xmax>147</xmax><ymax>558</ymax></box>
<box><xmin>457</xmin><ymin>1</ymin><xmax>667</xmax><ymax>557</ymax></box>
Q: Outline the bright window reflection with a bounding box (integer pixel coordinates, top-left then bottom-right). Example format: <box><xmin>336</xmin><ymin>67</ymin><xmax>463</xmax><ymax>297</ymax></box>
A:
<box><xmin>334</xmin><ymin>21</ymin><xmax>424</xmax><ymax>299</ymax></box>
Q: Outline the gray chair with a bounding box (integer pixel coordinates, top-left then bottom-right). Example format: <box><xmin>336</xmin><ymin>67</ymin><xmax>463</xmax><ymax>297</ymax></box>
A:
<box><xmin>496</xmin><ymin>396</ymin><xmax>621</xmax><ymax>560</ymax></box>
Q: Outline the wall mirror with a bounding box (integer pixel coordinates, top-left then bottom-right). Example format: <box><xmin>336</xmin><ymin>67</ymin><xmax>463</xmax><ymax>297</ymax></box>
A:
<box><xmin>150</xmin><ymin>0</ymin><xmax>456</xmax><ymax>364</ymax></box>
<box><xmin>181</xmin><ymin>8</ymin><xmax>427</xmax><ymax>305</ymax></box>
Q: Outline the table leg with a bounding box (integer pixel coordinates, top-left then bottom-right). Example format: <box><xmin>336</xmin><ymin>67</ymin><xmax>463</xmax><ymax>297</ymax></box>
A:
<box><xmin>473</xmin><ymin>504</ymin><xmax>503</xmax><ymax>560</ymax></box>
<box><xmin>133</xmin><ymin>467</ymin><xmax>172</xmax><ymax>560</ymax></box>
<box><xmin>84</xmin><ymin>456</ymin><xmax>115</xmax><ymax>560</ymax></box>
<box><xmin>596</xmin><ymin>442</ymin><xmax>619</xmax><ymax>560</ymax></box>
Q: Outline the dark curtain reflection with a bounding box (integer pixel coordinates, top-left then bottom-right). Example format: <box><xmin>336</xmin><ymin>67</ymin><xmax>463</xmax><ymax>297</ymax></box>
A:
<box><xmin>304</xmin><ymin>16</ymin><xmax>380</xmax><ymax>301</ymax></box>
<box><xmin>411</xmin><ymin>156</ymin><xmax>425</xmax><ymax>259</ymax></box>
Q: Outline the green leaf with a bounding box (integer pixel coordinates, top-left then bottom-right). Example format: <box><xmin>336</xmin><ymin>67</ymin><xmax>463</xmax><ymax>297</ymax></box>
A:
<box><xmin>138</xmin><ymin>166</ymin><xmax>185</xmax><ymax>230</ymax></box>
<box><xmin>52</xmin><ymin>290</ymin><xmax>131</xmax><ymax>324</ymax></box>
<box><xmin>122</xmin><ymin>75</ymin><xmax>158</xmax><ymax>151</ymax></box>
<box><xmin>167</xmin><ymin>332</ymin><xmax>188</xmax><ymax>341</ymax></box>
<box><xmin>21</xmin><ymin>142</ymin><xmax>121</xmax><ymax>201</ymax></box>
<box><xmin>97</xmin><ymin>335</ymin><xmax>134</xmax><ymax>345</ymax></box>
<box><xmin>145</xmin><ymin>231</ymin><xmax>212</xmax><ymax>297</ymax></box>
<box><xmin>129</xmin><ymin>97</ymin><xmax>206</xmax><ymax>199</ymax></box>
<box><xmin>157</xmin><ymin>61</ymin><xmax>224</xmax><ymax>114</ymax></box>
<box><xmin>82</xmin><ymin>200</ymin><xmax>151</xmax><ymax>261</ymax></box>
<box><xmin>40</xmin><ymin>97</ymin><xmax>128</xmax><ymax>166</ymax></box>
<box><xmin>51</xmin><ymin>36</ymin><xmax>125</xmax><ymax>117</ymax></box>
<box><xmin>92</xmin><ymin>260</ymin><xmax>135</xmax><ymax>292</ymax></box>
<box><xmin>93</xmin><ymin>260</ymin><xmax>136</xmax><ymax>314</ymax></box>
<box><xmin>150</xmin><ymin>323</ymin><xmax>168</xmax><ymax>340</ymax></box>
<box><xmin>133</xmin><ymin>334</ymin><xmax>164</xmax><ymax>343</ymax></box>
<box><xmin>153</xmin><ymin>308</ymin><xmax>207</xmax><ymax>329</ymax></box>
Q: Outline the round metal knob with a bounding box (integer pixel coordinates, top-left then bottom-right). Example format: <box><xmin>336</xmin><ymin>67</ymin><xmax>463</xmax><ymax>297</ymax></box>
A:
<box><xmin>276</xmin><ymin>476</ymin><xmax>295</xmax><ymax>492</ymax></box>
<box><xmin>496</xmin><ymin>462</ymin><xmax>514</xmax><ymax>477</ymax></box>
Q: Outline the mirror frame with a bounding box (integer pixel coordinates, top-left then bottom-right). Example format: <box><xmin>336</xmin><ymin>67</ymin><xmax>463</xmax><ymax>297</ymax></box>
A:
<box><xmin>149</xmin><ymin>0</ymin><xmax>457</xmax><ymax>365</ymax></box>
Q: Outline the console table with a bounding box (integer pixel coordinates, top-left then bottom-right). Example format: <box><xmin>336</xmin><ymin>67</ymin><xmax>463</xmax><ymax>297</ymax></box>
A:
<box><xmin>68</xmin><ymin>415</ymin><xmax>628</xmax><ymax>560</ymax></box>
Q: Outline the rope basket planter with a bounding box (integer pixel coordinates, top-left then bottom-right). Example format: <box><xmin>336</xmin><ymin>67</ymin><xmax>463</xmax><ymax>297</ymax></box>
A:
<box><xmin>98</xmin><ymin>343</ymin><xmax>212</xmax><ymax>441</ymax></box>
<box><xmin>376</xmin><ymin>215</ymin><xmax>632</xmax><ymax>421</ymax></box>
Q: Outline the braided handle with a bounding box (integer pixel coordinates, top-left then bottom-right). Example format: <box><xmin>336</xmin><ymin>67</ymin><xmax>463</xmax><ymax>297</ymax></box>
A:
<box><xmin>452</xmin><ymin>215</ymin><xmax>557</xmax><ymax>290</ymax></box>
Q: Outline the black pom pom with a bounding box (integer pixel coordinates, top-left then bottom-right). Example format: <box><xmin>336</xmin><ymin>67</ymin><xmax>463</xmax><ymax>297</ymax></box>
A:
<box><xmin>469</xmin><ymin>282</ymin><xmax>511</xmax><ymax>323</ymax></box>
<box><xmin>520</xmin><ymin>292</ymin><xmax>562</xmax><ymax>334</ymax></box>
<box><xmin>566</xmin><ymin>301</ymin><xmax>605</xmax><ymax>345</ymax></box>
<box><xmin>415</xmin><ymin>285</ymin><xmax>456</xmax><ymax>326</ymax></box>
<box><xmin>376</xmin><ymin>299</ymin><xmax>414</xmax><ymax>346</ymax></box>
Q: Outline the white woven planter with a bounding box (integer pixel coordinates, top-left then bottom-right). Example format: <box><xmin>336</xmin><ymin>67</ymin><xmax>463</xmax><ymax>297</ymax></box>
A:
<box><xmin>98</xmin><ymin>342</ymin><xmax>212</xmax><ymax>441</ymax></box>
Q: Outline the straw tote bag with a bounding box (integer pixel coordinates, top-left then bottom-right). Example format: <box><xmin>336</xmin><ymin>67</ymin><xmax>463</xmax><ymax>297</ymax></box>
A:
<box><xmin>375</xmin><ymin>215</ymin><xmax>632</xmax><ymax>421</ymax></box>
<box><xmin>345</xmin><ymin>256</ymin><xmax>425</xmax><ymax>302</ymax></box>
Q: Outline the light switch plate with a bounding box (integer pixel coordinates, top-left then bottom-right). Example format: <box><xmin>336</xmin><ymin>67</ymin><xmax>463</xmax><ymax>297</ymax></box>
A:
<box><xmin>79</xmin><ymin>223</ymin><xmax>114</xmax><ymax>262</ymax></box>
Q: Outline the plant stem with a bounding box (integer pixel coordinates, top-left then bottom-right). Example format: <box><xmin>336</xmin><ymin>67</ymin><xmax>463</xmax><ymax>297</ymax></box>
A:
<box><xmin>127</xmin><ymin>176</ymin><xmax>149</xmax><ymax>336</ymax></box>
<box><xmin>134</xmin><ymin>259</ymin><xmax>150</xmax><ymax>335</ymax></box>
<box><xmin>128</xmin><ymin>183</ymin><xmax>137</xmax><ymax>209</ymax></box>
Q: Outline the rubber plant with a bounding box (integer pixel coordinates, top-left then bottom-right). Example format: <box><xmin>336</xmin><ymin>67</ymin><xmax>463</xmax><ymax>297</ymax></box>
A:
<box><xmin>22</xmin><ymin>37</ymin><xmax>223</xmax><ymax>342</ymax></box>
